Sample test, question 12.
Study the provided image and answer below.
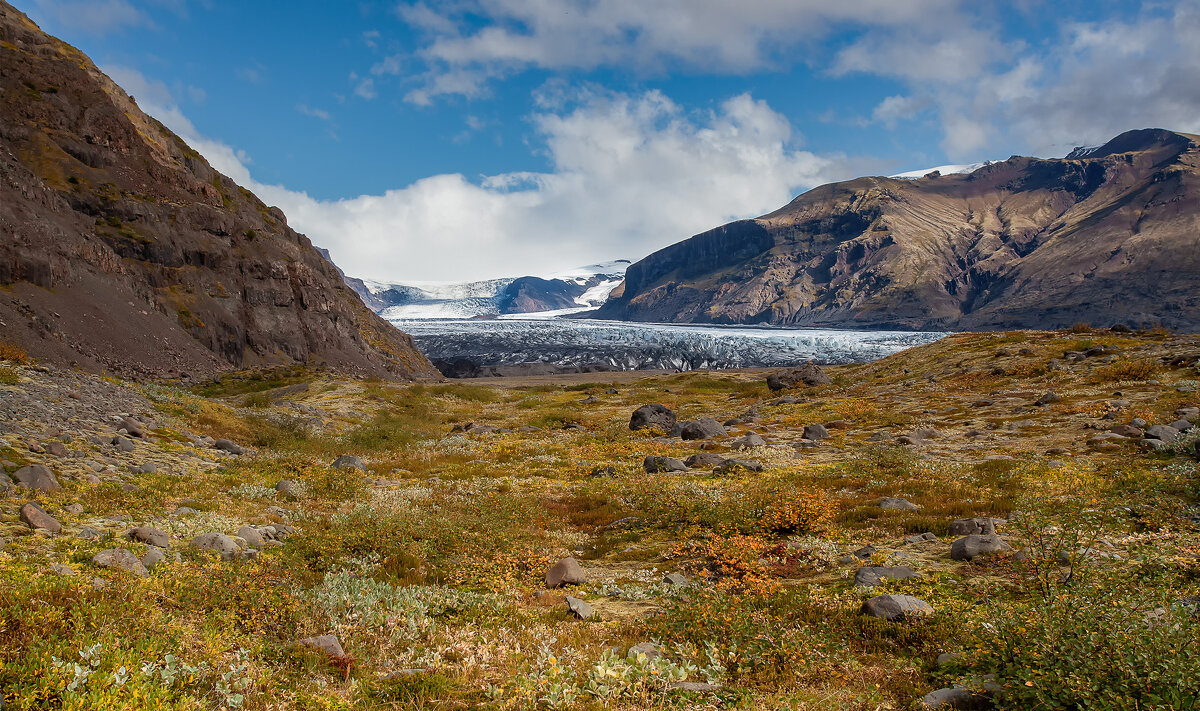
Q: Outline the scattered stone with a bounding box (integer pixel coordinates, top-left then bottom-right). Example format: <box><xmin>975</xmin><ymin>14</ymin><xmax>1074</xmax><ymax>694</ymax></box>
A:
<box><xmin>1144</xmin><ymin>425</ymin><xmax>1179</xmax><ymax>442</ymax></box>
<box><xmin>715</xmin><ymin>458</ymin><xmax>764</xmax><ymax>474</ymax></box>
<box><xmin>190</xmin><ymin>532</ymin><xmax>240</xmax><ymax>561</ymax></box>
<box><xmin>44</xmin><ymin>441</ymin><xmax>68</xmax><ymax>457</ymax></box>
<box><xmin>664</xmin><ymin>573</ymin><xmax>688</xmax><ymax>586</ymax></box>
<box><xmin>546</xmin><ymin>557</ymin><xmax>587</xmax><ymax>588</ymax></box>
<box><xmin>766</xmin><ymin>363</ymin><xmax>832</xmax><ymax>391</ymax></box>
<box><xmin>120</xmin><ymin>417</ymin><xmax>146</xmax><ymax>437</ymax></box>
<box><xmin>331</xmin><ymin>455</ymin><xmax>365</xmax><ymax>470</ymax></box>
<box><xmin>803</xmin><ymin>424</ymin><xmax>829</xmax><ymax>440</ymax></box>
<box><xmin>679</xmin><ymin>418</ymin><xmax>727</xmax><ymax>440</ymax></box>
<box><xmin>213</xmin><ymin>439</ymin><xmax>244</xmax><ymax>455</ymax></box>
<box><xmin>860</xmin><ymin>594</ymin><xmax>933</xmax><ymax>622</ymax></box>
<box><xmin>729</xmin><ymin>433</ymin><xmax>766</xmax><ymax>450</ymax></box>
<box><xmin>92</xmin><ymin>548</ymin><xmax>148</xmax><ymax>577</ymax></box>
<box><xmin>629</xmin><ymin>404</ymin><xmax>676</xmax><ymax>431</ymax></box>
<box><xmin>904</xmin><ymin>532</ymin><xmax>938</xmax><ymax>545</ymax></box>
<box><xmin>19</xmin><ymin>502</ymin><xmax>61</xmax><ymax>533</ymax></box>
<box><xmin>627</xmin><ymin>642</ymin><xmax>661</xmax><ymax>660</ymax></box>
<box><xmin>644</xmin><ymin>456</ymin><xmax>687</xmax><ymax>473</ymax></box>
<box><xmin>877</xmin><ymin>497</ymin><xmax>921</xmax><ymax>512</ymax></box>
<box><xmin>126</xmin><ymin>527</ymin><xmax>169</xmax><ymax>548</ymax></box>
<box><xmin>854</xmin><ymin>566</ymin><xmax>919</xmax><ymax>587</ymax></box>
<box><xmin>684</xmin><ymin>452</ymin><xmax>727</xmax><ymax>469</ymax></box>
<box><xmin>237</xmin><ymin>526</ymin><xmax>265</xmax><ymax>548</ymax></box>
<box><xmin>299</xmin><ymin>635</ymin><xmax>345</xmax><ymax>657</ymax></box>
<box><xmin>950</xmin><ymin>534</ymin><xmax>1013</xmax><ymax>561</ymax></box>
<box><xmin>921</xmin><ymin>688</ymin><xmax>994</xmax><ymax>710</ymax></box>
<box><xmin>947</xmin><ymin>518</ymin><xmax>998</xmax><ymax>537</ymax></box>
<box><xmin>112</xmin><ymin>436</ymin><xmax>135</xmax><ymax>453</ymax></box>
<box><xmin>565</xmin><ymin>595</ymin><xmax>594</xmax><ymax>619</ymax></box>
<box><xmin>137</xmin><ymin>462</ymin><xmax>158</xmax><ymax>474</ymax></box>
<box><xmin>1034</xmin><ymin>392</ymin><xmax>1060</xmax><ymax>406</ymax></box>
<box><xmin>13</xmin><ymin>464</ymin><xmax>60</xmax><ymax>492</ymax></box>
<box><xmin>141</xmin><ymin>548</ymin><xmax>166</xmax><ymax>570</ymax></box>
<box><xmin>1109</xmin><ymin>424</ymin><xmax>1144</xmax><ymax>438</ymax></box>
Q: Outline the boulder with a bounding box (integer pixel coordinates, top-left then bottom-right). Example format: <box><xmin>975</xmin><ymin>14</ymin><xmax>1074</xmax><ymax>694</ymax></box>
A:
<box><xmin>766</xmin><ymin>363</ymin><xmax>832</xmax><ymax>391</ymax></box>
<box><xmin>1144</xmin><ymin>425</ymin><xmax>1180</xmax><ymax>442</ymax></box>
<box><xmin>860</xmin><ymin>594</ymin><xmax>933</xmax><ymax>622</ymax></box>
<box><xmin>120</xmin><ymin>417</ymin><xmax>146</xmax><ymax>437</ymax></box>
<box><xmin>565</xmin><ymin>595</ymin><xmax>594</xmax><ymax>619</ymax></box>
<box><xmin>629</xmin><ymin>404</ymin><xmax>676</xmax><ymax>431</ymax></box>
<box><xmin>729</xmin><ymin>433</ymin><xmax>766</xmax><ymax>450</ymax></box>
<box><xmin>679</xmin><ymin>418</ymin><xmax>727</xmax><ymax>440</ymax></box>
<box><xmin>854</xmin><ymin>566</ymin><xmax>919</xmax><ymax>587</ymax></box>
<box><xmin>877</xmin><ymin>497</ymin><xmax>920</xmax><ymax>512</ymax></box>
<box><xmin>92</xmin><ymin>548</ymin><xmax>148</xmax><ymax>577</ymax></box>
<box><xmin>20</xmin><ymin>502</ymin><xmax>61</xmax><ymax>533</ymax></box>
<box><xmin>44</xmin><ymin>441</ymin><xmax>69</xmax><ymax>457</ymax></box>
<box><xmin>13</xmin><ymin>464</ymin><xmax>60</xmax><ymax>492</ymax></box>
<box><xmin>904</xmin><ymin>532</ymin><xmax>938</xmax><ymax>545</ymax></box>
<box><xmin>1034</xmin><ymin>392</ymin><xmax>1060</xmax><ymax>406</ymax></box>
<box><xmin>1109</xmin><ymin>424</ymin><xmax>1144</xmax><ymax>438</ymax></box>
<box><xmin>237</xmin><ymin>526</ymin><xmax>265</xmax><ymax>548</ymax></box>
<box><xmin>331</xmin><ymin>455</ymin><xmax>365</xmax><ymax>470</ymax></box>
<box><xmin>190</xmin><ymin>532</ymin><xmax>240</xmax><ymax>561</ymax></box>
<box><xmin>947</xmin><ymin>518</ymin><xmax>998</xmax><ymax>537</ymax></box>
<box><xmin>644</xmin><ymin>456</ymin><xmax>687</xmax><ymax>473</ymax></box>
<box><xmin>275</xmin><ymin>480</ymin><xmax>297</xmax><ymax>496</ymax></box>
<box><xmin>684</xmin><ymin>452</ymin><xmax>727</xmax><ymax>469</ymax></box>
<box><xmin>126</xmin><ymin>527</ymin><xmax>169</xmax><ymax>548</ymax></box>
<box><xmin>546</xmin><ymin>557</ymin><xmax>587</xmax><ymax>588</ymax></box>
<box><xmin>213</xmin><ymin>439</ymin><xmax>243</xmax><ymax>455</ymax></box>
<box><xmin>921</xmin><ymin>688</ymin><xmax>994</xmax><ymax>710</ymax></box>
<box><xmin>299</xmin><ymin>635</ymin><xmax>345</xmax><ymax>657</ymax></box>
<box><xmin>112</xmin><ymin>436</ymin><xmax>135</xmax><ymax>452</ymax></box>
<box><xmin>803</xmin><ymin>424</ymin><xmax>829</xmax><ymax>440</ymax></box>
<box><xmin>714</xmin><ymin>459</ymin><xmax>764</xmax><ymax>474</ymax></box>
<box><xmin>141</xmin><ymin>548</ymin><xmax>166</xmax><ymax>570</ymax></box>
<box><xmin>950</xmin><ymin>534</ymin><xmax>1013</xmax><ymax>561</ymax></box>
<box><xmin>663</xmin><ymin>573</ymin><xmax>688</xmax><ymax>586</ymax></box>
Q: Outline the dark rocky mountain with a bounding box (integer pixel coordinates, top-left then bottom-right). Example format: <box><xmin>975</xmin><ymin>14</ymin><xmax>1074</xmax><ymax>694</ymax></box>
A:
<box><xmin>597</xmin><ymin>129</ymin><xmax>1200</xmax><ymax>331</ymax></box>
<box><xmin>0</xmin><ymin>2</ymin><xmax>437</xmax><ymax>380</ymax></box>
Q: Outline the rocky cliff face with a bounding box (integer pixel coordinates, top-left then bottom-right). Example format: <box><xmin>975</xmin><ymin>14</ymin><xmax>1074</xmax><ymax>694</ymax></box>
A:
<box><xmin>597</xmin><ymin>128</ymin><xmax>1200</xmax><ymax>331</ymax></box>
<box><xmin>0</xmin><ymin>2</ymin><xmax>437</xmax><ymax>380</ymax></box>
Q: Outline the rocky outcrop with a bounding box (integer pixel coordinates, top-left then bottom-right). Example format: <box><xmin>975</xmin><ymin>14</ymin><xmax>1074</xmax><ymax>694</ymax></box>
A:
<box><xmin>597</xmin><ymin>129</ymin><xmax>1200</xmax><ymax>331</ymax></box>
<box><xmin>0</xmin><ymin>2</ymin><xmax>437</xmax><ymax>380</ymax></box>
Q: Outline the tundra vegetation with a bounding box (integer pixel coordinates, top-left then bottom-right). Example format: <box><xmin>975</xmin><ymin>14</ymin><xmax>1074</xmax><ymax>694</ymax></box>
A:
<box><xmin>1</xmin><ymin>329</ymin><xmax>1198</xmax><ymax>709</ymax></box>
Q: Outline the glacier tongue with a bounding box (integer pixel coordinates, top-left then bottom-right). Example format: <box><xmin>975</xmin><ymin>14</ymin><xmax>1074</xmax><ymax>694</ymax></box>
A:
<box><xmin>394</xmin><ymin>317</ymin><xmax>946</xmax><ymax>371</ymax></box>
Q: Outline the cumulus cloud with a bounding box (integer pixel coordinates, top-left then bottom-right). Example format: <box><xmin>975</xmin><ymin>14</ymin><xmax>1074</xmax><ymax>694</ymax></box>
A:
<box><xmin>394</xmin><ymin>0</ymin><xmax>959</xmax><ymax>103</ymax></box>
<box><xmin>101</xmin><ymin>68</ymin><xmax>856</xmax><ymax>282</ymax></box>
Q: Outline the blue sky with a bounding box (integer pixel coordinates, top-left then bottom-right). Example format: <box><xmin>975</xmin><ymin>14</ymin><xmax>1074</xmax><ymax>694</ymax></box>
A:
<box><xmin>19</xmin><ymin>0</ymin><xmax>1200</xmax><ymax>281</ymax></box>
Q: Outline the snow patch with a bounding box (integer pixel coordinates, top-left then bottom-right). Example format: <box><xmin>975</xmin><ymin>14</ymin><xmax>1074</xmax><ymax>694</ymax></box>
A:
<box><xmin>890</xmin><ymin>162</ymin><xmax>988</xmax><ymax>179</ymax></box>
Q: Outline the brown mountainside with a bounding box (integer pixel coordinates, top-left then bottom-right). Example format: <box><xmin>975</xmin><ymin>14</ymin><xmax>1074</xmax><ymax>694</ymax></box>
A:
<box><xmin>0</xmin><ymin>2</ymin><xmax>437</xmax><ymax>380</ymax></box>
<box><xmin>597</xmin><ymin>128</ymin><xmax>1200</xmax><ymax>331</ymax></box>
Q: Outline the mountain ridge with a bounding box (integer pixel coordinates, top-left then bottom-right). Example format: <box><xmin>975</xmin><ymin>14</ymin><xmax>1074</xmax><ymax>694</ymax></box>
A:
<box><xmin>597</xmin><ymin>128</ymin><xmax>1200</xmax><ymax>331</ymax></box>
<box><xmin>0</xmin><ymin>2</ymin><xmax>437</xmax><ymax>380</ymax></box>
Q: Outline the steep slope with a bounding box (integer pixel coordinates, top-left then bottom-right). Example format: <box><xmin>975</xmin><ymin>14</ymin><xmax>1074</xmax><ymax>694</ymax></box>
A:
<box><xmin>597</xmin><ymin>129</ymin><xmax>1200</xmax><ymax>331</ymax></box>
<box><xmin>0</xmin><ymin>2</ymin><xmax>437</xmax><ymax>379</ymax></box>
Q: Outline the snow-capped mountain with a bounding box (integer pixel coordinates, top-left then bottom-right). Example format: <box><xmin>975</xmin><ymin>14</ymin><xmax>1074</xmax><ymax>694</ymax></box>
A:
<box><xmin>889</xmin><ymin>162</ymin><xmax>990</xmax><ymax>179</ymax></box>
<box><xmin>345</xmin><ymin>260</ymin><xmax>629</xmax><ymax>319</ymax></box>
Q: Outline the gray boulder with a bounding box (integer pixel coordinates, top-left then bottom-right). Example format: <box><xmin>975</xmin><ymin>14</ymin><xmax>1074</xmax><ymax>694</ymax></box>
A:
<box><xmin>803</xmin><ymin>424</ymin><xmax>829</xmax><ymax>440</ymax></box>
<box><xmin>766</xmin><ymin>363</ymin><xmax>832</xmax><ymax>391</ymax></box>
<box><xmin>237</xmin><ymin>526</ymin><xmax>265</xmax><ymax>548</ymax></box>
<box><xmin>950</xmin><ymin>534</ymin><xmax>1013</xmax><ymax>561</ymax></box>
<box><xmin>1145</xmin><ymin>425</ymin><xmax>1180</xmax><ymax>442</ymax></box>
<box><xmin>644</xmin><ymin>456</ymin><xmax>687</xmax><ymax>473</ymax></box>
<box><xmin>213</xmin><ymin>439</ymin><xmax>244</xmax><ymax>455</ymax></box>
<box><xmin>921</xmin><ymin>687</ymin><xmax>994</xmax><ymax>710</ymax></box>
<box><xmin>679</xmin><ymin>418</ymin><xmax>727</xmax><ymax>440</ymax></box>
<box><xmin>120</xmin><ymin>417</ymin><xmax>146</xmax><ymax>437</ymax></box>
<box><xmin>275</xmin><ymin>480</ymin><xmax>297</xmax><ymax>496</ymax></box>
<box><xmin>629</xmin><ymin>404</ymin><xmax>676</xmax><ymax>431</ymax></box>
<box><xmin>299</xmin><ymin>634</ymin><xmax>345</xmax><ymax>657</ymax></box>
<box><xmin>947</xmin><ymin>518</ymin><xmax>998</xmax><ymax>537</ymax></box>
<box><xmin>715</xmin><ymin>459</ymin><xmax>764</xmax><ymax>474</ymax></box>
<box><xmin>546</xmin><ymin>557</ymin><xmax>587</xmax><ymax>588</ymax></box>
<box><xmin>566</xmin><ymin>595</ymin><xmax>594</xmax><ymax>619</ymax></box>
<box><xmin>142</xmin><ymin>548</ymin><xmax>166</xmax><ymax>570</ymax></box>
<box><xmin>854</xmin><ymin>566</ymin><xmax>919</xmax><ymax>587</ymax></box>
<box><xmin>331</xmin><ymin>455</ymin><xmax>365</xmax><ymax>470</ymax></box>
<box><xmin>92</xmin><ymin>548</ymin><xmax>148</xmax><ymax>577</ymax></box>
<box><xmin>904</xmin><ymin>532</ymin><xmax>939</xmax><ymax>545</ymax></box>
<box><xmin>663</xmin><ymin>573</ymin><xmax>688</xmax><ymax>586</ymax></box>
<box><xmin>126</xmin><ymin>527</ymin><xmax>169</xmax><ymax>548</ymax></box>
<box><xmin>20</xmin><ymin>502</ymin><xmax>61</xmax><ymax>533</ymax></box>
<box><xmin>877</xmin><ymin>497</ymin><xmax>920</xmax><ymax>511</ymax></box>
<box><xmin>13</xmin><ymin>464</ymin><xmax>60</xmax><ymax>492</ymax></box>
<box><xmin>190</xmin><ymin>532</ymin><xmax>240</xmax><ymax>561</ymax></box>
<box><xmin>684</xmin><ymin>452</ymin><xmax>727</xmax><ymax>469</ymax></box>
<box><xmin>860</xmin><ymin>594</ymin><xmax>933</xmax><ymax>622</ymax></box>
<box><xmin>730</xmin><ymin>433</ymin><xmax>766</xmax><ymax>450</ymax></box>
<box><xmin>112</xmin><ymin>436</ymin><xmax>135</xmax><ymax>452</ymax></box>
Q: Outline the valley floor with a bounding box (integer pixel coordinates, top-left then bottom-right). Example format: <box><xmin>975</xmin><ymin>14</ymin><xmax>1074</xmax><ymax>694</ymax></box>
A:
<box><xmin>1</xmin><ymin>329</ymin><xmax>1199</xmax><ymax>710</ymax></box>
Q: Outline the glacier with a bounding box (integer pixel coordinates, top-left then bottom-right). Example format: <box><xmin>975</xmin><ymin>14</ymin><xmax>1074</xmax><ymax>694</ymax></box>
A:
<box><xmin>393</xmin><ymin>316</ymin><xmax>947</xmax><ymax>372</ymax></box>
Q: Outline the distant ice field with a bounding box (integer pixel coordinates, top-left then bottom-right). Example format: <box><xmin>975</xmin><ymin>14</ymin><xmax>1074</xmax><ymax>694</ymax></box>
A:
<box><xmin>390</xmin><ymin>316</ymin><xmax>948</xmax><ymax>371</ymax></box>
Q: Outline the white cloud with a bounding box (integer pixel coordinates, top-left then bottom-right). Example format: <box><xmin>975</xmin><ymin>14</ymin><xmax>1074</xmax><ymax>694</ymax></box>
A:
<box><xmin>104</xmin><ymin>67</ymin><xmax>855</xmax><ymax>282</ymax></box>
<box><xmin>296</xmin><ymin>104</ymin><xmax>332</xmax><ymax>122</ymax></box>
<box><xmin>353</xmin><ymin>76</ymin><xmax>377</xmax><ymax>100</ymax></box>
<box><xmin>26</xmin><ymin>0</ymin><xmax>152</xmax><ymax>34</ymax></box>
<box><xmin>393</xmin><ymin>0</ymin><xmax>960</xmax><ymax>103</ymax></box>
<box><xmin>870</xmin><ymin>95</ymin><xmax>930</xmax><ymax>128</ymax></box>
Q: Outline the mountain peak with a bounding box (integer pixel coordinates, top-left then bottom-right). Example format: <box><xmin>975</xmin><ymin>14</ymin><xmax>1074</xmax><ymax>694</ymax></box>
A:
<box><xmin>1066</xmin><ymin>128</ymin><xmax>1195</xmax><ymax>160</ymax></box>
